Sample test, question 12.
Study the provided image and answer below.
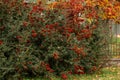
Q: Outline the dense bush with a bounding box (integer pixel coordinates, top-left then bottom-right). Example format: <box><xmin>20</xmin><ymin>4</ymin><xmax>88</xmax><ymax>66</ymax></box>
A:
<box><xmin>0</xmin><ymin>0</ymin><xmax>120</xmax><ymax>79</ymax></box>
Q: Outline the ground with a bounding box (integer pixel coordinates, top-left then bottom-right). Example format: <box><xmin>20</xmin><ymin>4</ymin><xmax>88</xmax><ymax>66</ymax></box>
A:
<box><xmin>24</xmin><ymin>66</ymin><xmax>120</xmax><ymax>80</ymax></box>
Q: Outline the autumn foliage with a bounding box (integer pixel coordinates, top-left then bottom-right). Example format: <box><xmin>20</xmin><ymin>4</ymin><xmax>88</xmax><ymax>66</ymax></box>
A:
<box><xmin>0</xmin><ymin>0</ymin><xmax>120</xmax><ymax>79</ymax></box>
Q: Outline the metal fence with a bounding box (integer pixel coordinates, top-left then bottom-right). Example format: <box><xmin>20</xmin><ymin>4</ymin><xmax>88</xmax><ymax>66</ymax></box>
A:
<box><xmin>110</xmin><ymin>23</ymin><xmax>120</xmax><ymax>56</ymax></box>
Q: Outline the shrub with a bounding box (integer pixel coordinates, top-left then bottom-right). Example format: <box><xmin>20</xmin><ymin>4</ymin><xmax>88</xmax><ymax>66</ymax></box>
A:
<box><xmin>0</xmin><ymin>0</ymin><xmax>119</xmax><ymax>79</ymax></box>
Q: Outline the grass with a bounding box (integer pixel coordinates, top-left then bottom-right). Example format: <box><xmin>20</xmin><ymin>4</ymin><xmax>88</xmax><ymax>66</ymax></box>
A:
<box><xmin>24</xmin><ymin>66</ymin><xmax>120</xmax><ymax>80</ymax></box>
<box><xmin>112</xmin><ymin>37</ymin><xmax>120</xmax><ymax>43</ymax></box>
